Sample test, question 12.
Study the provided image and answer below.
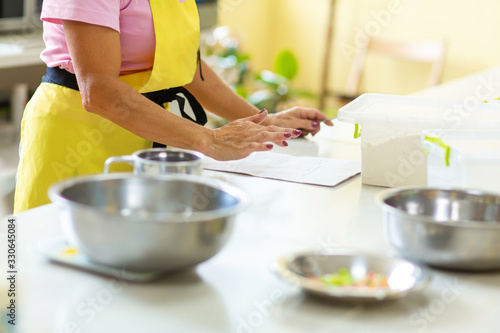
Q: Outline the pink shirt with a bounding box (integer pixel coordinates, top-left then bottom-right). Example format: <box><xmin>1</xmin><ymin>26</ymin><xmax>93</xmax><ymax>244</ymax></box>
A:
<box><xmin>40</xmin><ymin>0</ymin><xmax>156</xmax><ymax>75</ymax></box>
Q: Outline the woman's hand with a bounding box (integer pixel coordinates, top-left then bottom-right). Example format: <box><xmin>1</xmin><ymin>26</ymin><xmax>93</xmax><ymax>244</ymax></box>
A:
<box><xmin>263</xmin><ymin>107</ymin><xmax>334</xmax><ymax>137</ymax></box>
<box><xmin>204</xmin><ymin>110</ymin><xmax>301</xmax><ymax>161</ymax></box>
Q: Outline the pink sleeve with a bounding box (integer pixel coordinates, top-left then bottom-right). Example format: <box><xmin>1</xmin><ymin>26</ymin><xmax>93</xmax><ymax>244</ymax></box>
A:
<box><xmin>41</xmin><ymin>0</ymin><xmax>123</xmax><ymax>32</ymax></box>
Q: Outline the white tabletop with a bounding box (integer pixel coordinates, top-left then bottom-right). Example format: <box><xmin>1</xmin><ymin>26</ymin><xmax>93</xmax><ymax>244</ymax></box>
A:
<box><xmin>4</xmin><ymin>68</ymin><xmax>500</xmax><ymax>333</ymax></box>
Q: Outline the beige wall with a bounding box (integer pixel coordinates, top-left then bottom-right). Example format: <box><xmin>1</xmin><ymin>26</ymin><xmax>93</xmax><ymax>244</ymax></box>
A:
<box><xmin>218</xmin><ymin>0</ymin><xmax>500</xmax><ymax>98</ymax></box>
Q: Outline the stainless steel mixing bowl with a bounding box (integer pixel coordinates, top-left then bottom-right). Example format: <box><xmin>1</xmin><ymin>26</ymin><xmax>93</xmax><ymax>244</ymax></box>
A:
<box><xmin>49</xmin><ymin>173</ymin><xmax>248</xmax><ymax>273</ymax></box>
<box><xmin>377</xmin><ymin>187</ymin><xmax>500</xmax><ymax>271</ymax></box>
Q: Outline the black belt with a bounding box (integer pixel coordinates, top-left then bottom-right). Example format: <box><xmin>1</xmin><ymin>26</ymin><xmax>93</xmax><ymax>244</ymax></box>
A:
<box><xmin>42</xmin><ymin>66</ymin><xmax>207</xmax><ymax>148</ymax></box>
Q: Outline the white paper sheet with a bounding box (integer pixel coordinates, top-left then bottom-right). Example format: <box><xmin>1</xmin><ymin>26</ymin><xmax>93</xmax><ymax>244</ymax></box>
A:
<box><xmin>203</xmin><ymin>152</ymin><xmax>361</xmax><ymax>186</ymax></box>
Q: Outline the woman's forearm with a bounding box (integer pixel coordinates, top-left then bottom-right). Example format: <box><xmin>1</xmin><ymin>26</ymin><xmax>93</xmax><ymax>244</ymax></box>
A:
<box><xmin>80</xmin><ymin>75</ymin><xmax>214</xmax><ymax>153</ymax></box>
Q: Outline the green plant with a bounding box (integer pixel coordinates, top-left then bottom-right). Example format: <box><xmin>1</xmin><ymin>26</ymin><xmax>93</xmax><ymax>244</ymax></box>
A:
<box><xmin>201</xmin><ymin>26</ymin><xmax>251</xmax><ymax>93</ymax></box>
<box><xmin>248</xmin><ymin>50</ymin><xmax>317</xmax><ymax>112</ymax></box>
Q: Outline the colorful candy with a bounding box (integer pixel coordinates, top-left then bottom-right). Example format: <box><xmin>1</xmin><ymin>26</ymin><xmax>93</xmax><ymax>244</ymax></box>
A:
<box><xmin>315</xmin><ymin>268</ymin><xmax>389</xmax><ymax>288</ymax></box>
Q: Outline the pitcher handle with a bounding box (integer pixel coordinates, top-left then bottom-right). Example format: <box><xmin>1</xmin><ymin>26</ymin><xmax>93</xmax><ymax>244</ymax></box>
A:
<box><xmin>103</xmin><ymin>155</ymin><xmax>135</xmax><ymax>173</ymax></box>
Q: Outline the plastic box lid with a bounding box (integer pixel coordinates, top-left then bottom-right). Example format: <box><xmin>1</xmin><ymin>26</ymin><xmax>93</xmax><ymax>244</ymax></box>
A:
<box><xmin>337</xmin><ymin>93</ymin><xmax>500</xmax><ymax>128</ymax></box>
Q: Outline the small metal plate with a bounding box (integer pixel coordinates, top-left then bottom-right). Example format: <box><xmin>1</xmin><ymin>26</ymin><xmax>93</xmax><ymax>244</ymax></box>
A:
<box><xmin>274</xmin><ymin>250</ymin><xmax>430</xmax><ymax>301</ymax></box>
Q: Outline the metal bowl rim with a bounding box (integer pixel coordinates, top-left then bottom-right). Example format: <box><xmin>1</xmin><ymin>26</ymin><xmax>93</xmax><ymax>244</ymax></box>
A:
<box><xmin>132</xmin><ymin>147</ymin><xmax>205</xmax><ymax>166</ymax></box>
<box><xmin>375</xmin><ymin>186</ymin><xmax>500</xmax><ymax>229</ymax></box>
<box><xmin>48</xmin><ymin>173</ymin><xmax>249</xmax><ymax>223</ymax></box>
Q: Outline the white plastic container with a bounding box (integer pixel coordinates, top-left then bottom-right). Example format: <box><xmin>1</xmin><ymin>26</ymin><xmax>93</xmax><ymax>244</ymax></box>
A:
<box><xmin>422</xmin><ymin>129</ymin><xmax>500</xmax><ymax>194</ymax></box>
<box><xmin>337</xmin><ymin>93</ymin><xmax>500</xmax><ymax>187</ymax></box>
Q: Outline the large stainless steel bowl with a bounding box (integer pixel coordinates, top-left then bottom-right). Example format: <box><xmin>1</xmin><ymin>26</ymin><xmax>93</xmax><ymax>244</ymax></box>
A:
<box><xmin>377</xmin><ymin>187</ymin><xmax>500</xmax><ymax>271</ymax></box>
<box><xmin>48</xmin><ymin>173</ymin><xmax>248</xmax><ymax>273</ymax></box>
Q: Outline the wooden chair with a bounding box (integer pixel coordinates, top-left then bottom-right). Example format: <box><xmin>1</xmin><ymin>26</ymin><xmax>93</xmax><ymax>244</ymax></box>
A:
<box><xmin>341</xmin><ymin>38</ymin><xmax>447</xmax><ymax>101</ymax></box>
<box><xmin>318</xmin><ymin>37</ymin><xmax>447</xmax><ymax>111</ymax></box>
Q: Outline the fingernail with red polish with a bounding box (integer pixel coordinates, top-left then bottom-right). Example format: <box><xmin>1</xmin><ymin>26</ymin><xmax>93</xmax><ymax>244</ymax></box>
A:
<box><xmin>259</xmin><ymin>108</ymin><xmax>267</xmax><ymax>114</ymax></box>
<box><xmin>293</xmin><ymin>129</ymin><xmax>302</xmax><ymax>135</ymax></box>
<box><xmin>312</xmin><ymin>121</ymin><xmax>320</xmax><ymax>128</ymax></box>
<box><xmin>284</xmin><ymin>132</ymin><xmax>292</xmax><ymax>138</ymax></box>
<box><xmin>266</xmin><ymin>144</ymin><xmax>273</xmax><ymax>149</ymax></box>
<box><xmin>283</xmin><ymin>141</ymin><xmax>288</xmax><ymax>147</ymax></box>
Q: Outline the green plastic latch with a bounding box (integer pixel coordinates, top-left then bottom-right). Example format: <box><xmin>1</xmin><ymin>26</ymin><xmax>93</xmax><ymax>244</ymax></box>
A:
<box><xmin>354</xmin><ymin>124</ymin><xmax>361</xmax><ymax>139</ymax></box>
<box><xmin>424</xmin><ymin>136</ymin><xmax>450</xmax><ymax>167</ymax></box>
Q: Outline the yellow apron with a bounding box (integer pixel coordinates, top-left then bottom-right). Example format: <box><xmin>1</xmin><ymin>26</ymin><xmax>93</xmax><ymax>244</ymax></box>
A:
<box><xmin>14</xmin><ymin>0</ymin><xmax>201</xmax><ymax>213</ymax></box>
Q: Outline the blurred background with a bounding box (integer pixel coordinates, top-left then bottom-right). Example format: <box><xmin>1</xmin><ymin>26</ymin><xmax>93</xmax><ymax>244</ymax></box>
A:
<box><xmin>211</xmin><ymin>0</ymin><xmax>500</xmax><ymax>115</ymax></box>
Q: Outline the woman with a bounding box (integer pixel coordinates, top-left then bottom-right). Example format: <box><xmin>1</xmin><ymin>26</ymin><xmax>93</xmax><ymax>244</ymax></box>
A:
<box><xmin>14</xmin><ymin>0</ymin><xmax>333</xmax><ymax>213</ymax></box>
